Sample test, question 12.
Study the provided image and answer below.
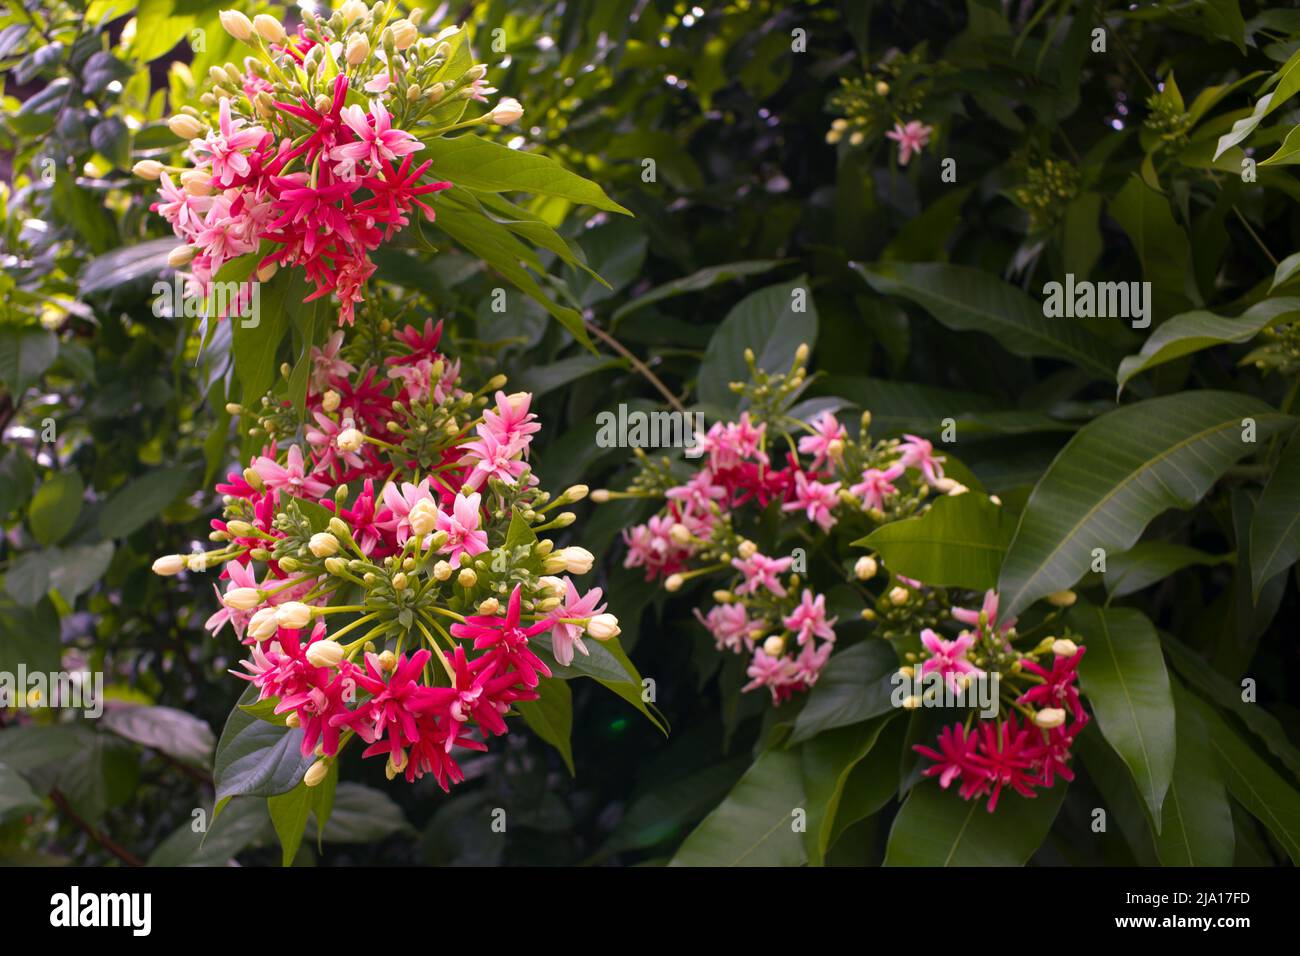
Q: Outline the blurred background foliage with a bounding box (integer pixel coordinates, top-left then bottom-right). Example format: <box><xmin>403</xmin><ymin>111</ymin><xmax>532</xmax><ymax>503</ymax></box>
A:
<box><xmin>2</xmin><ymin>0</ymin><xmax>1299</xmax><ymax>865</ymax></box>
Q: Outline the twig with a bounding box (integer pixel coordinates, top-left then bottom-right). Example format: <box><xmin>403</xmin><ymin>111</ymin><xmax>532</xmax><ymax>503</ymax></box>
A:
<box><xmin>584</xmin><ymin>321</ymin><xmax>686</xmax><ymax>413</ymax></box>
<box><xmin>50</xmin><ymin>788</ymin><xmax>145</xmax><ymax>867</ymax></box>
<box><xmin>1232</xmin><ymin>206</ymin><xmax>1279</xmax><ymax>268</ymax></box>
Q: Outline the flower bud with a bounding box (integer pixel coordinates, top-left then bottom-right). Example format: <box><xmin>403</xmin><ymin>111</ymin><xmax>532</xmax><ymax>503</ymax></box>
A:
<box><xmin>563</xmin><ymin>484</ymin><xmax>589</xmax><ymax>503</ymax></box>
<box><xmin>875</xmin><ymin>80</ymin><xmax>890</xmax><ymax>96</ymax></box>
<box><xmin>186</xmin><ymin>553</ymin><xmax>208</xmax><ymax>572</ymax></box>
<box><xmin>664</xmin><ymin>574</ymin><xmax>684</xmax><ymax>593</ymax></box>
<box><xmin>132</xmin><ymin>159</ymin><xmax>164</xmax><ymax>180</ymax></box>
<box><xmin>219</xmin><ymin>9</ymin><xmax>255</xmax><ymax>42</ymax></box>
<box><xmin>560</xmin><ymin>546</ymin><xmax>594</xmax><ymax>574</ymax></box>
<box><xmin>328</xmin><ymin>517</ymin><xmax>351</xmax><ymax>538</ymax></box>
<box><xmin>669</xmin><ymin>523</ymin><xmax>692</xmax><ymax>545</ymax></box>
<box><xmin>306</xmin><ymin>639</ymin><xmax>345</xmax><ymax>667</ymax></box>
<box><xmin>165</xmin><ymin>113</ymin><xmax>204</xmax><ymax>140</ymax></box>
<box><xmin>854</xmin><ymin>556</ymin><xmax>878</xmax><ymax>581</ymax></box>
<box><xmin>377</xmin><ymin>649</ymin><xmax>397</xmax><ymax>672</ymax></box>
<box><xmin>324</xmin><ymin>557</ymin><xmax>347</xmax><ymax>576</ymax></box>
<box><xmin>321</xmin><ymin>389</ymin><xmax>341</xmax><ymax>412</ymax></box>
<box><xmin>304</xmin><ymin>759</ymin><xmax>330</xmax><ymax>787</ymax></box>
<box><xmin>1034</xmin><ymin>708</ymin><xmax>1067</xmax><ymax>729</ymax></box>
<box><xmin>309</xmin><ymin>532</ymin><xmax>340</xmax><ymax>557</ymax></box>
<box><xmin>478</xmin><ymin>597</ymin><xmax>500</xmax><ymax>616</ymax></box>
<box><xmin>1052</xmin><ymin>638</ymin><xmax>1080</xmax><ymax>657</ymax></box>
<box><xmin>932</xmin><ymin>477</ymin><xmax>958</xmax><ymax>494</ymax></box>
<box><xmin>587</xmin><ymin>613</ymin><xmax>620</xmax><ymax>640</ymax></box>
<box><xmin>167</xmin><ymin>244</ymin><xmax>196</xmax><ymax>267</ymax></box>
<box><xmin>226</xmin><ymin>520</ymin><xmax>256</xmax><ymax>537</ymax></box>
<box><xmin>1047</xmin><ymin>590</ymin><xmax>1077</xmax><ymax>608</ymax></box>
<box><xmin>408</xmin><ymin>499</ymin><xmax>439</xmax><ymax>537</ymax></box>
<box><xmin>248</xmin><ymin>607</ymin><xmax>279</xmax><ymax>641</ymax></box>
<box><xmin>253</xmin><ymin>13</ymin><xmax>287</xmax><ymax>43</ymax></box>
<box><xmin>762</xmin><ymin>635</ymin><xmax>785</xmax><ymax>656</ymax></box>
<box><xmin>285</xmin><ymin>711</ymin><xmax>301</xmax><ymax>728</ymax></box>
<box><xmin>223</xmin><ymin>587</ymin><xmax>263</xmax><ymax>610</ymax></box>
<box><xmin>433</xmin><ymin>560</ymin><xmax>452</xmax><ymax>581</ymax></box>
<box><xmin>276</xmin><ymin>602</ymin><xmax>313</xmax><ymax>629</ymax></box>
<box><xmin>490</xmin><ymin>97</ymin><xmax>524</xmax><ymax>124</ymax></box>
<box><xmin>391</xmin><ymin>18</ymin><xmax>418</xmax><ymax>49</ymax></box>
<box><xmin>737</xmin><ymin>539</ymin><xmax>758</xmax><ymax>559</ymax></box>
<box><xmin>152</xmin><ymin>554</ymin><xmax>187</xmax><ymax>576</ymax></box>
<box><xmin>340</xmin><ymin>0</ymin><xmax>367</xmax><ymax>24</ymax></box>
<box><xmin>345</xmin><ymin>33</ymin><xmax>370</xmax><ymax>65</ymax></box>
<box><xmin>590</xmin><ymin>489</ymin><xmax>611</xmax><ymax>503</ymax></box>
<box><xmin>337</xmin><ymin>427</ymin><xmax>365</xmax><ymax>452</ymax></box>
<box><xmin>180</xmin><ymin>169</ymin><xmax>214</xmax><ymax>195</ymax></box>
<box><xmin>392</xmin><ymin>572</ymin><xmax>408</xmax><ymax>591</ymax></box>
<box><xmin>457</xmin><ymin>567</ymin><xmax>477</xmax><ymax>588</ymax></box>
<box><xmin>888</xmin><ymin>586</ymin><xmax>909</xmax><ymax>606</ymax></box>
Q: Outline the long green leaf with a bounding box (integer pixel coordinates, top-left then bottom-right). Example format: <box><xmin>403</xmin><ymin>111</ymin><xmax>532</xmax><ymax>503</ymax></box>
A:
<box><xmin>997</xmin><ymin>391</ymin><xmax>1293</xmax><ymax>618</ymax></box>
<box><xmin>1154</xmin><ymin>681</ymin><xmax>1234</xmax><ymax>866</ymax></box>
<box><xmin>857</xmin><ymin>493</ymin><xmax>1013</xmax><ymax>591</ymax></box>
<box><xmin>1249</xmin><ymin>430</ymin><xmax>1300</xmax><ymax>598</ymax></box>
<box><xmin>1069</xmin><ymin>605</ymin><xmax>1175</xmax><ymax>827</ymax></box>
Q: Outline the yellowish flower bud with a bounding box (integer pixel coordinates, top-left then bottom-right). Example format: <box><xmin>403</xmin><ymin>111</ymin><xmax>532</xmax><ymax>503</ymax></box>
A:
<box><xmin>152</xmin><ymin>555</ymin><xmax>187</xmax><ymax>576</ymax></box>
<box><xmin>305</xmin><ymin>639</ymin><xmax>345</xmax><ymax>667</ymax></box>
<box><xmin>854</xmin><ymin>556</ymin><xmax>878</xmax><ymax>581</ymax></box>
<box><xmin>253</xmin><ymin>13</ymin><xmax>286</xmax><ymax>44</ymax></box>
<box><xmin>309</xmin><ymin>532</ymin><xmax>340</xmax><ymax>558</ymax></box>
<box><xmin>304</xmin><ymin>759</ymin><xmax>330</xmax><ymax>787</ymax></box>
<box><xmin>218</xmin><ymin>9</ymin><xmax>255</xmax><ymax>42</ymax></box>
<box><xmin>132</xmin><ymin>159</ymin><xmax>164</xmax><ymax>180</ymax></box>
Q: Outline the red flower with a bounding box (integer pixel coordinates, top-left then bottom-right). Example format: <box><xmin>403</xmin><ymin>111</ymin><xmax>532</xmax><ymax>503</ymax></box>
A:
<box><xmin>450</xmin><ymin>585</ymin><xmax>553</xmax><ymax>688</ymax></box>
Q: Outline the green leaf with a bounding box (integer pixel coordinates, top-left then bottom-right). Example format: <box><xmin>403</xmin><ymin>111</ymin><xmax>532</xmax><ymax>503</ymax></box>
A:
<box><xmin>1154</xmin><ymin>682</ymin><xmax>1234</xmax><ymax>866</ymax></box>
<box><xmin>1116</xmin><ymin>298</ymin><xmax>1300</xmax><ymax>392</ymax></box>
<box><xmin>97</xmin><ymin>466</ymin><xmax>193</xmax><ymax>539</ymax></box>
<box><xmin>599</xmin><ymin>757</ymin><xmax>750</xmax><ymax>857</ymax></box>
<box><xmin>0</xmin><ymin>762</ymin><xmax>41</xmax><ymax>822</ymax></box>
<box><xmin>855</xmin><ymin>261</ymin><xmax>1123</xmax><ymax>380</ymax></box>
<box><xmin>1184</xmin><ymin>691</ymin><xmax>1300</xmax><ymax>864</ymax></box>
<box><xmin>134</xmin><ymin>0</ymin><xmax>222</xmax><ymax>63</ymax></box>
<box><xmin>857</xmin><ymin>493</ymin><xmax>1013</xmax><ymax>591</ymax></box>
<box><xmin>28</xmin><ymin>472</ymin><xmax>83</xmax><ymax>547</ymax></box>
<box><xmin>531</xmin><ymin>633</ymin><xmax>668</xmax><ymax>734</ymax></box>
<box><xmin>1271</xmin><ymin>251</ymin><xmax>1300</xmax><ymax>290</ymax></box>
<box><xmin>48</xmin><ymin>542</ymin><xmax>115</xmax><ymax>602</ymax></box>
<box><xmin>0</xmin><ymin>452</ymin><xmax>36</xmax><ymax>520</ymax></box>
<box><xmin>611</xmin><ymin>259</ymin><xmax>791</xmax><ymax>324</ymax></box>
<box><xmin>1108</xmin><ymin>175</ymin><xmax>1195</xmax><ymax>309</ymax></box>
<box><xmin>1069</xmin><ymin>604</ymin><xmax>1175</xmax><ymax>827</ymax></box>
<box><xmin>883</xmin><ymin>779</ymin><xmax>1066</xmax><ymax>866</ymax></box>
<box><xmin>318</xmin><ymin>782</ymin><xmax>411</xmax><ymax>843</ymax></box>
<box><xmin>102</xmin><ymin>705</ymin><xmax>215</xmax><ymax>766</ymax></box>
<box><xmin>788</xmin><ymin>641</ymin><xmax>899</xmax><ymax>746</ymax></box>
<box><xmin>268</xmin><ymin>781</ymin><xmax>316</xmax><ymax>867</ymax></box>
<box><xmin>212</xmin><ymin>687</ymin><xmax>314</xmax><ymax>803</ymax></box>
<box><xmin>698</xmin><ymin>276</ymin><xmax>819</xmax><ymax>408</ymax></box>
<box><xmin>148</xmin><ymin>796</ymin><xmax>270</xmax><ymax>866</ymax></box>
<box><xmin>829</xmin><ymin>716</ymin><xmax>905</xmax><ymax>850</ymax></box>
<box><xmin>0</xmin><ymin>325</ymin><xmax>58</xmax><ymax>394</ymax></box>
<box><xmin>1249</xmin><ymin>430</ymin><xmax>1300</xmax><ymax>598</ymax></box>
<box><xmin>516</xmin><ymin>677</ymin><xmax>575</xmax><ymax>775</ymax></box>
<box><xmin>1104</xmin><ymin>541</ymin><xmax>1232</xmax><ymax>598</ymax></box>
<box><xmin>421</xmin><ymin>135</ymin><xmax>630</xmax><ymax>214</ymax></box>
<box><xmin>232</xmin><ymin>268</ymin><xmax>299</xmax><ymax>406</ymax></box>
<box><xmin>800</xmin><ymin>715</ymin><xmax>896</xmax><ymax>865</ymax></box>
<box><xmin>669</xmin><ymin>748</ymin><xmax>807</xmax><ymax>866</ymax></box>
<box><xmin>1214</xmin><ymin>46</ymin><xmax>1300</xmax><ymax>159</ymax></box>
<box><xmin>78</xmin><ymin>238</ymin><xmax>175</xmax><ymax>296</ymax></box>
<box><xmin>997</xmin><ymin>391</ymin><xmax>1293</xmax><ymax>618</ymax></box>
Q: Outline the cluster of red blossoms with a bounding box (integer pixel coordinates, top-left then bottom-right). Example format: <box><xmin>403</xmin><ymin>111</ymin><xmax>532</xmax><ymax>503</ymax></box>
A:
<box><xmin>156</xmin><ymin>318</ymin><xmax>617</xmax><ymax>790</ymax></box>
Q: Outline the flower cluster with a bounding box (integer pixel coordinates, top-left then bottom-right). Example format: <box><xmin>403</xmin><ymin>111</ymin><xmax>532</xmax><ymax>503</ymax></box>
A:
<box><xmin>135</xmin><ymin>3</ymin><xmax>523</xmax><ymax>325</ymax></box>
<box><xmin>153</xmin><ymin>319</ymin><xmax>619</xmax><ymax>790</ymax></box>
<box><xmin>602</xmin><ymin>345</ymin><xmax>960</xmax><ymax>705</ymax></box>
<box><xmin>908</xmin><ymin>588</ymin><xmax>1090</xmax><ymax>812</ymax></box>
<box><xmin>825</xmin><ymin>46</ymin><xmax>936</xmax><ymax>165</ymax></box>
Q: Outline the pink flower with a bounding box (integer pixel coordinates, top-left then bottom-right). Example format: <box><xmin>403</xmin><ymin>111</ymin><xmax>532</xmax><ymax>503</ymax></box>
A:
<box><xmin>782</xmin><ymin>471</ymin><xmax>840</xmax><ymax>531</ymax></box>
<box><xmin>919</xmin><ymin>628</ymin><xmax>984</xmax><ymax>694</ymax></box>
<box><xmin>968</xmin><ymin>715</ymin><xmax>1041</xmax><ymax>812</ymax></box>
<box><xmin>155</xmin><ymin>172</ymin><xmax>212</xmax><ymax>236</ymax></box>
<box><xmin>885</xmin><ymin>120</ymin><xmax>932</xmax><ymax>166</ymax></box>
<box><xmin>191</xmin><ymin>97</ymin><xmax>267</xmax><ymax>187</ymax></box>
<box><xmin>791</xmin><ymin>640</ymin><xmax>833</xmax><ymax>686</ymax></box>
<box><xmin>1018</xmin><ymin>647</ymin><xmax>1087</xmax><ymax>721</ymax></box>
<box><xmin>897</xmin><ymin>434</ymin><xmax>945</xmax><ymax>485</ymax></box>
<box><xmin>546</xmin><ymin>579</ymin><xmax>606</xmax><ymax>666</ymax></box>
<box><xmin>450</xmin><ymin>585</ymin><xmax>553</xmax><ymax>688</ymax></box>
<box><xmin>742</xmin><ymin>648</ymin><xmax>800</xmax><ymax>702</ymax></box>
<box><xmin>310</xmin><ymin>329</ymin><xmax>356</xmax><ymax>392</ymax></box>
<box><xmin>459</xmin><ymin>429</ymin><xmax>531</xmax><ymax>492</ymax></box>
<box><xmin>732</xmin><ymin>552</ymin><xmax>793</xmax><ymax>597</ymax></box>
<box><xmin>914</xmin><ymin>723</ymin><xmax>984</xmax><ymax>792</ymax></box>
<box><xmin>479</xmin><ymin>391</ymin><xmax>540</xmax><ymax>452</ymax></box>
<box><xmin>378</xmin><ymin>478</ymin><xmax>437</xmax><ymax>545</ymax></box>
<box><xmin>334</xmin><ymin>99</ymin><xmax>423</xmax><ymax>178</ymax></box>
<box><xmin>783</xmin><ymin>589</ymin><xmax>837</xmax><ymax>646</ymax></box>
<box><xmin>331</xmin><ymin>649</ymin><xmax>440</xmax><ymax>753</ymax></box>
<box><xmin>205</xmin><ymin>559</ymin><xmax>261</xmax><ymax>640</ymax></box>
<box><xmin>697</xmin><ymin>413</ymin><xmax>767</xmax><ymax>471</ymax></box>
<box><xmin>850</xmin><ymin>464</ymin><xmax>904</xmax><ymax>511</ymax></box>
<box><xmin>797</xmin><ymin>410</ymin><xmax>847</xmax><ymax>470</ymax></box>
<box><xmin>622</xmin><ymin>514</ymin><xmax>690</xmax><ymax>579</ymax></box>
<box><xmin>251</xmin><ymin>444</ymin><xmax>332</xmax><ymax>499</ymax></box>
<box><xmin>364</xmin><ymin>73</ymin><xmax>392</xmax><ymax>94</ymax></box>
<box><xmin>665</xmin><ymin>469</ymin><xmax>727</xmax><ymax>515</ymax></box>
<box><xmin>694</xmin><ymin>603</ymin><xmax>754</xmax><ymax>653</ymax></box>
<box><xmin>435</xmin><ymin>492</ymin><xmax>489</xmax><ymax>565</ymax></box>
<box><xmin>952</xmin><ymin>588</ymin><xmax>1015</xmax><ymax>642</ymax></box>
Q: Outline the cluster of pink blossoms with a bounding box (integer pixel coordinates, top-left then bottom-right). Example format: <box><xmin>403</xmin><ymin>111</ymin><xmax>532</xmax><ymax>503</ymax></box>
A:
<box><xmin>911</xmin><ymin>589</ymin><xmax>1090</xmax><ymax>812</ymax></box>
<box><xmin>139</xmin><ymin>7</ymin><xmax>521</xmax><ymax>325</ymax></box>
<box><xmin>610</xmin><ymin>348</ymin><xmax>955</xmax><ymax>705</ymax></box>
<box><xmin>155</xmin><ymin>317</ymin><xmax>619</xmax><ymax>790</ymax></box>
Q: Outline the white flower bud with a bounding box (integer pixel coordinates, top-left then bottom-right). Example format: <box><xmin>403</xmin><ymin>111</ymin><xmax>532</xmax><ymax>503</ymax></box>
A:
<box><xmin>275</xmin><ymin>601</ymin><xmax>313</xmax><ymax>629</ymax></box>
<box><xmin>433</xmin><ymin>560</ymin><xmax>452</xmax><ymax>581</ymax></box>
<box><xmin>152</xmin><ymin>554</ymin><xmax>187</xmax><ymax>576</ymax></box>
<box><xmin>248</xmin><ymin>607</ymin><xmax>279</xmax><ymax>641</ymax></box>
<box><xmin>737</xmin><ymin>539</ymin><xmax>758</xmax><ymax>559</ymax></box>
<box><xmin>253</xmin><ymin>13</ymin><xmax>286</xmax><ymax>43</ymax></box>
<box><xmin>132</xmin><ymin>159</ymin><xmax>164</xmax><ymax>180</ymax></box>
<box><xmin>305</xmin><ymin>639</ymin><xmax>345</xmax><ymax>667</ymax></box>
<box><xmin>538</xmin><ymin>575</ymin><xmax>565</xmax><ymax>597</ymax></box>
<box><xmin>888</xmin><ymin>586</ymin><xmax>909</xmax><ymax>606</ymax></box>
<box><xmin>219</xmin><ymin>9</ymin><xmax>255</xmax><ymax>42</ymax></box>
<box><xmin>490</xmin><ymin>97</ymin><xmax>524</xmax><ymax>124</ymax></box>
<box><xmin>321</xmin><ymin>389</ymin><xmax>341</xmax><ymax>412</ymax></box>
<box><xmin>558</xmin><ymin>546</ymin><xmax>594</xmax><ymax>574</ymax></box>
<box><xmin>664</xmin><ymin>573</ymin><xmax>684</xmax><ymax>593</ymax></box>
<box><xmin>167</xmin><ymin>114</ymin><xmax>204</xmax><ymax>139</ymax></box>
<box><xmin>345</xmin><ymin>33</ymin><xmax>370</xmax><ymax>65</ymax></box>
<box><xmin>167</xmin><ymin>244</ymin><xmax>196</xmax><ymax>268</ymax></box>
<box><xmin>408</xmin><ymin>499</ymin><xmax>439</xmax><ymax>537</ymax></box>
<box><xmin>304</xmin><ymin>759</ymin><xmax>330</xmax><ymax>787</ymax></box>
<box><xmin>1034</xmin><ymin>708</ymin><xmax>1067</xmax><ymax>729</ymax></box>
<box><xmin>669</xmin><ymin>523</ymin><xmax>692</xmax><ymax>545</ymax></box>
<box><xmin>1047</xmin><ymin>590</ymin><xmax>1078</xmax><ymax>608</ymax></box>
<box><xmin>854</xmin><ymin>556</ymin><xmax>878</xmax><ymax>581</ymax></box>
<box><xmin>340</xmin><ymin>0</ymin><xmax>367</xmax><ymax>25</ymax></box>
<box><xmin>391</xmin><ymin>18</ymin><xmax>418</xmax><ymax>49</ymax></box>
<box><xmin>1052</xmin><ymin>638</ymin><xmax>1080</xmax><ymax>657</ymax></box>
<box><xmin>762</xmin><ymin>635</ymin><xmax>785</xmax><ymax>656</ymax></box>
<box><xmin>457</xmin><ymin>567</ymin><xmax>477</xmax><ymax>588</ymax></box>
<box><xmin>337</xmin><ymin>427</ymin><xmax>365</xmax><ymax>452</ymax></box>
<box><xmin>586</xmin><ymin>613</ymin><xmax>620</xmax><ymax>640</ymax></box>
<box><xmin>223</xmin><ymin>587</ymin><xmax>263</xmax><ymax>610</ymax></box>
<box><xmin>309</xmin><ymin>532</ymin><xmax>340</xmax><ymax>558</ymax></box>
